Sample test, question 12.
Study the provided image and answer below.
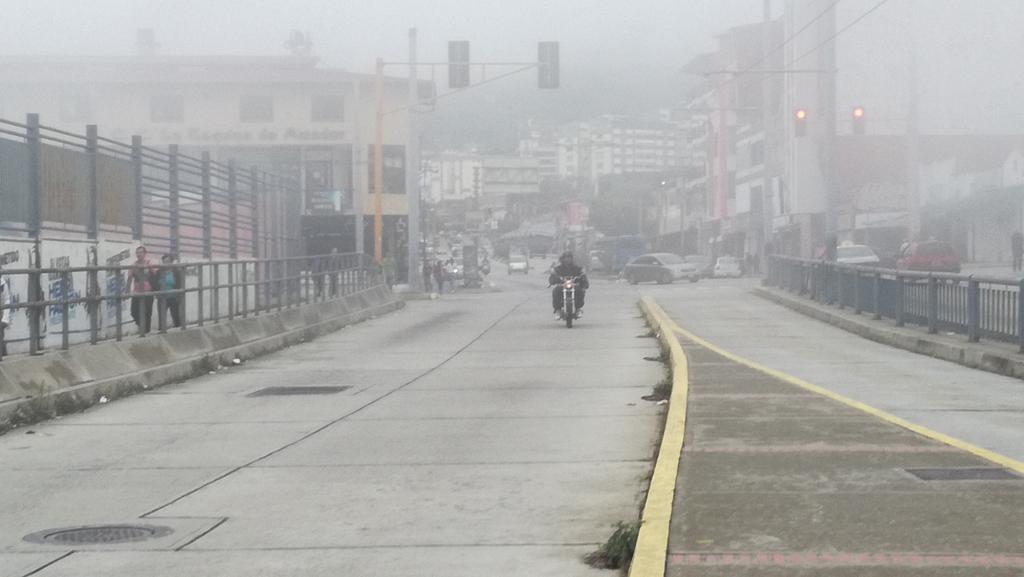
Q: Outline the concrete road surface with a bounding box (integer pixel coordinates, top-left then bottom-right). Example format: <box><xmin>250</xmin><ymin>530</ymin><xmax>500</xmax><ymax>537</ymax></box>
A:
<box><xmin>0</xmin><ymin>265</ymin><xmax>662</xmax><ymax>576</ymax></box>
<box><xmin>642</xmin><ymin>278</ymin><xmax>1024</xmax><ymax>462</ymax></box>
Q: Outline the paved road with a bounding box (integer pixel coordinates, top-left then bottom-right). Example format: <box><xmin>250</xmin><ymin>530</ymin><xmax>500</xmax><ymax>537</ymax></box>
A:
<box><xmin>0</xmin><ymin>266</ymin><xmax>661</xmax><ymax>577</ymax></box>
<box><xmin>642</xmin><ymin>278</ymin><xmax>1024</xmax><ymax>462</ymax></box>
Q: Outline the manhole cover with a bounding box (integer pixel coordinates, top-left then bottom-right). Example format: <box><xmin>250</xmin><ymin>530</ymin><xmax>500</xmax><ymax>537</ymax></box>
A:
<box><xmin>906</xmin><ymin>467</ymin><xmax>1021</xmax><ymax>481</ymax></box>
<box><xmin>248</xmin><ymin>386</ymin><xmax>351</xmax><ymax>397</ymax></box>
<box><xmin>24</xmin><ymin>524</ymin><xmax>173</xmax><ymax>545</ymax></box>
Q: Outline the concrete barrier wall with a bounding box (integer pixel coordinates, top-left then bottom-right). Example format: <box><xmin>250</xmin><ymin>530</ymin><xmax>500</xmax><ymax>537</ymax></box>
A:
<box><xmin>0</xmin><ymin>284</ymin><xmax>402</xmax><ymax>430</ymax></box>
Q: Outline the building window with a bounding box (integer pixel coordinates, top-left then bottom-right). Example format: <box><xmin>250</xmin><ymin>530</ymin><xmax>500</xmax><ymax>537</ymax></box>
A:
<box><xmin>150</xmin><ymin>94</ymin><xmax>184</xmax><ymax>123</ymax></box>
<box><xmin>240</xmin><ymin>94</ymin><xmax>274</xmax><ymax>123</ymax></box>
<box><xmin>311</xmin><ymin>95</ymin><xmax>345</xmax><ymax>122</ymax></box>
<box><xmin>750</xmin><ymin>140</ymin><xmax>765</xmax><ymax>167</ymax></box>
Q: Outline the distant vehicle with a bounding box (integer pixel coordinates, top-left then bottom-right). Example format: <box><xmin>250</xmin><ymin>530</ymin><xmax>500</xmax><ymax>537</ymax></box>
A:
<box><xmin>507</xmin><ymin>253</ymin><xmax>530</xmax><ymax>275</ymax></box>
<box><xmin>623</xmin><ymin>253</ymin><xmax>700</xmax><ymax>284</ymax></box>
<box><xmin>713</xmin><ymin>256</ymin><xmax>743</xmax><ymax>278</ymax></box>
<box><xmin>589</xmin><ymin>250</ymin><xmax>608</xmax><ymax>272</ymax></box>
<box><xmin>897</xmin><ymin>241</ymin><xmax>961</xmax><ymax>273</ymax></box>
<box><xmin>684</xmin><ymin>254</ymin><xmax>714</xmax><ymax>278</ymax></box>
<box><xmin>836</xmin><ymin>243</ymin><xmax>881</xmax><ymax>266</ymax></box>
<box><xmin>593</xmin><ymin>235</ymin><xmax>650</xmax><ymax>273</ymax></box>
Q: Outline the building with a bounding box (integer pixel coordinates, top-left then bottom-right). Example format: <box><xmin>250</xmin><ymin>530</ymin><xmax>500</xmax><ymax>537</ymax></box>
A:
<box><xmin>0</xmin><ymin>30</ymin><xmax>422</xmax><ymax>259</ymax></box>
<box><xmin>674</xmin><ymin>19</ymin><xmax>784</xmax><ymax>260</ymax></box>
<box><xmin>480</xmin><ymin>156</ymin><xmax>542</xmax><ymax>227</ymax></box>
<box><xmin>518</xmin><ymin>115</ymin><xmax>685</xmax><ymax>188</ymax></box>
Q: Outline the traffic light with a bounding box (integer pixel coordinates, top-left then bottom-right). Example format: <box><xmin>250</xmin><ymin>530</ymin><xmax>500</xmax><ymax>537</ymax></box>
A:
<box><xmin>794</xmin><ymin>108</ymin><xmax>808</xmax><ymax>138</ymax></box>
<box><xmin>448</xmin><ymin>41</ymin><xmax>470</xmax><ymax>88</ymax></box>
<box><xmin>538</xmin><ymin>41</ymin><xmax>560</xmax><ymax>89</ymax></box>
<box><xmin>852</xmin><ymin>106</ymin><xmax>866</xmax><ymax>135</ymax></box>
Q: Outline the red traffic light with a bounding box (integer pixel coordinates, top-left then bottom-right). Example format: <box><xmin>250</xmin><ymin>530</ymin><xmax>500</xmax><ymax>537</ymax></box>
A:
<box><xmin>794</xmin><ymin>108</ymin><xmax>808</xmax><ymax>137</ymax></box>
<box><xmin>852</xmin><ymin>106</ymin><xmax>866</xmax><ymax>134</ymax></box>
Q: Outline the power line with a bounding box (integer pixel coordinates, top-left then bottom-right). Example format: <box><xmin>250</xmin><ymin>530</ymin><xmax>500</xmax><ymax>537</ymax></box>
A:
<box><xmin>792</xmin><ymin>0</ymin><xmax>891</xmax><ymax>65</ymax></box>
<box><xmin>692</xmin><ymin>0</ymin><xmax>842</xmax><ymax>101</ymax></box>
<box><xmin>750</xmin><ymin>0</ymin><xmax>843</xmax><ymax>77</ymax></box>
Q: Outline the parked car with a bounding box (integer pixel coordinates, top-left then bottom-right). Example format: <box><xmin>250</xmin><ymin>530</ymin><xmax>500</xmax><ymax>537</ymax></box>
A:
<box><xmin>836</xmin><ymin>243</ymin><xmax>881</xmax><ymax>266</ymax></box>
<box><xmin>507</xmin><ymin>253</ymin><xmax>530</xmax><ymax>275</ymax></box>
<box><xmin>713</xmin><ymin>256</ymin><xmax>744</xmax><ymax>278</ymax></box>
<box><xmin>623</xmin><ymin>253</ymin><xmax>700</xmax><ymax>284</ymax></box>
<box><xmin>896</xmin><ymin>241</ymin><xmax>961</xmax><ymax>273</ymax></box>
<box><xmin>684</xmin><ymin>254</ymin><xmax>714</xmax><ymax>278</ymax></box>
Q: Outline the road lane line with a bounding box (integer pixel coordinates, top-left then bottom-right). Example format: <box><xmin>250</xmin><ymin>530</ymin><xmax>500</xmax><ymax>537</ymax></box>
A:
<box><xmin>140</xmin><ymin>298</ymin><xmax>529</xmax><ymax>519</ymax></box>
<box><xmin>652</xmin><ymin>297</ymin><xmax>1024</xmax><ymax>477</ymax></box>
<box><xmin>630</xmin><ymin>297</ymin><xmax>690</xmax><ymax>577</ymax></box>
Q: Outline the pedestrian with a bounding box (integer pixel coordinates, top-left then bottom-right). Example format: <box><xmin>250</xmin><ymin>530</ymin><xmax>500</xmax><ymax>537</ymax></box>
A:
<box><xmin>158</xmin><ymin>253</ymin><xmax>183</xmax><ymax>328</ymax></box>
<box><xmin>0</xmin><ymin>265</ymin><xmax>11</xmax><ymax>357</ymax></box>
<box><xmin>126</xmin><ymin>245</ymin><xmax>156</xmax><ymax>335</ymax></box>
<box><xmin>433</xmin><ymin>260</ymin><xmax>445</xmax><ymax>294</ymax></box>
<box><xmin>422</xmin><ymin>260</ymin><xmax>433</xmax><ymax>293</ymax></box>
<box><xmin>328</xmin><ymin>248</ymin><xmax>340</xmax><ymax>296</ymax></box>
<box><xmin>382</xmin><ymin>254</ymin><xmax>397</xmax><ymax>289</ymax></box>
<box><xmin>1012</xmin><ymin>232</ymin><xmax>1023</xmax><ymax>272</ymax></box>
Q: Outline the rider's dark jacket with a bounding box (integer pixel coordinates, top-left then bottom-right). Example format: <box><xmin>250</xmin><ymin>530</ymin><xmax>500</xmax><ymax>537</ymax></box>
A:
<box><xmin>549</xmin><ymin>263</ymin><xmax>589</xmax><ymax>289</ymax></box>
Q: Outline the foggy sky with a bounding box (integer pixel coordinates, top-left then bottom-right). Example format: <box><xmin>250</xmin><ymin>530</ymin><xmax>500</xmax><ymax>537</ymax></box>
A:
<box><xmin>3</xmin><ymin>1</ymin><xmax>1024</xmax><ymax>136</ymax></box>
<box><xmin>0</xmin><ymin>0</ymin><xmax>766</xmax><ymax>70</ymax></box>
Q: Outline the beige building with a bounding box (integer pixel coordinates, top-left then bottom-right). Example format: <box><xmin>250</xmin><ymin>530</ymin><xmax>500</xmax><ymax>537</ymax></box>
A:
<box><xmin>0</xmin><ymin>37</ymin><xmax>422</xmax><ymax>255</ymax></box>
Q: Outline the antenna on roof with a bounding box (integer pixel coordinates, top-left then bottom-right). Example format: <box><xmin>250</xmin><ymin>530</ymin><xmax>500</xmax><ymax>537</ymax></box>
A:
<box><xmin>285</xmin><ymin>30</ymin><xmax>314</xmax><ymax>57</ymax></box>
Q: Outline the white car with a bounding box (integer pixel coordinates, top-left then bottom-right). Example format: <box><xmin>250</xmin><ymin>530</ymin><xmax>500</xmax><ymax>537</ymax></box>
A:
<box><xmin>836</xmin><ymin>243</ymin><xmax>881</xmax><ymax>266</ymax></box>
<box><xmin>713</xmin><ymin>256</ymin><xmax>743</xmax><ymax>278</ymax></box>
<box><xmin>507</xmin><ymin>254</ymin><xmax>530</xmax><ymax>274</ymax></box>
<box><xmin>623</xmin><ymin>253</ymin><xmax>700</xmax><ymax>284</ymax></box>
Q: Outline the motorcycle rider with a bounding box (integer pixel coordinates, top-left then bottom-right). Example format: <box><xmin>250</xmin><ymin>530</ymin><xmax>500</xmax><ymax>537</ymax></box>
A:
<box><xmin>549</xmin><ymin>251</ymin><xmax>588</xmax><ymax>319</ymax></box>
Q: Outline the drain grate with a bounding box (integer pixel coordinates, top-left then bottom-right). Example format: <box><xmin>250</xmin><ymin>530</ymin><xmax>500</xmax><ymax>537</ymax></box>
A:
<box><xmin>24</xmin><ymin>524</ymin><xmax>173</xmax><ymax>545</ymax></box>
<box><xmin>248</xmin><ymin>386</ymin><xmax>351</xmax><ymax>397</ymax></box>
<box><xmin>906</xmin><ymin>467</ymin><xmax>1021</xmax><ymax>481</ymax></box>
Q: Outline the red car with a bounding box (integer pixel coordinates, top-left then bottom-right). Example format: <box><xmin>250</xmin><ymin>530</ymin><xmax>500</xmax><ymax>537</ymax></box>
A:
<box><xmin>896</xmin><ymin>241</ymin><xmax>961</xmax><ymax>273</ymax></box>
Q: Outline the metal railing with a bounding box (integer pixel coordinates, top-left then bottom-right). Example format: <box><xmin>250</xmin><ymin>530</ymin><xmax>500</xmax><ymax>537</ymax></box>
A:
<box><xmin>767</xmin><ymin>256</ymin><xmax>1024</xmax><ymax>352</ymax></box>
<box><xmin>0</xmin><ymin>114</ymin><xmax>301</xmax><ymax>261</ymax></box>
<box><xmin>0</xmin><ymin>252</ymin><xmax>378</xmax><ymax>361</ymax></box>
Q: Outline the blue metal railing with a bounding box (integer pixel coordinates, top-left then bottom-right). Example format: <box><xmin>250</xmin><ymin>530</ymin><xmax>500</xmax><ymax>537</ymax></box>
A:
<box><xmin>766</xmin><ymin>256</ymin><xmax>1024</xmax><ymax>352</ymax></box>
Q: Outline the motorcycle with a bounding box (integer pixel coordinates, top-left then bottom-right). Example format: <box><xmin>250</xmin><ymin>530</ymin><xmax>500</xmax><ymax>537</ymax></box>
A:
<box><xmin>554</xmin><ymin>275</ymin><xmax>584</xmax><ymax>328</ymax></box>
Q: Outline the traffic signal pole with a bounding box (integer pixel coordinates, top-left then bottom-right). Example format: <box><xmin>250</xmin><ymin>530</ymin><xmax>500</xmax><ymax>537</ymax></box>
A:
<box><xmin>372</xmin><ymin>39</ymin><xmax>557</xmax><ymax>287</ymax></box>
<box><xmin>406</xmin><ymin>28</ymin><xmax>422</xmax><ymax>291</ymax></box>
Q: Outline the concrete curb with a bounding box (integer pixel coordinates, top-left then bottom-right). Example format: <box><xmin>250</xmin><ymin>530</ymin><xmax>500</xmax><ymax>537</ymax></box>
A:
<box><xmin>0</xmin><ymin>285</ymin><xmax>403</xmax><ymax>431</ymax></box>
<box><xmin>631</xmin><ymin>297</ymin><xmax>690</xmax><ymax>577</ymax></box>
<box><xmin>753</xmin><ymin>286</ymin><xmax>1024</xmax><ymax>381</ymax></box>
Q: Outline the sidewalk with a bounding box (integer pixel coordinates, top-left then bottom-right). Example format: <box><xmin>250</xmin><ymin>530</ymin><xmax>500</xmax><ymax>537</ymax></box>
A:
<box><xmin>638</xmin><ymin>293</ymin><xmax>1024</xmax><ymax>576</ymax></box>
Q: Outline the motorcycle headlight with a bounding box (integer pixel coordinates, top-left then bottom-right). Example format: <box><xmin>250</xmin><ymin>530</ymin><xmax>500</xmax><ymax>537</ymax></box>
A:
<box><xmin>563</xmin><ymin>280</ymin><xmax>573</xmax><ymax>289</ymax></box>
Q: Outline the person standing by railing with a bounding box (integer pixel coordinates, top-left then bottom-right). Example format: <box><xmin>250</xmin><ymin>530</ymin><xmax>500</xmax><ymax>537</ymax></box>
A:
<box><xmin>158</xmin><ymin>253</ymin><xmax>183</xmax><ymax>328</ymax></box>
<box><xmin>1012</xmin><ymin>231</ymin><xmax>1023</xmax><ymax>273</ymax></box>
<box><xmin>0</xmin><ymin>267</ymin><xmax>10</xmax><ymax>357</ymax></box>
<box><xmin>126</xmin><ymin>246</ymin><xmax>156</xmax><ymax>335</ymax></box>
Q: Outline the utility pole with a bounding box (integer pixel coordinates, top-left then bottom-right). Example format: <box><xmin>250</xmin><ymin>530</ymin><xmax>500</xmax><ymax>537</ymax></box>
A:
<box><xmin>761</xmin><ymin>0</ymin><xmax>773</xmax><ymax>256</ymax></box>
<box><xmin>907</xmin><ymin>25</ymin><xmax>921</xmax><ymax>240</ymax></box>
<box><xmin>406</xmin><ymin>28</ymin><xmax>422</xmax><ymax>291</ymax></box>
<box><xmin>353</xmin><ymin>79</ymin><xmax>365</xmax><ymax>256</ymax></box>
<box><xmin>374</xmin><ymin>58</ymin><xmax>385</xmax><ymax>264</ymax></box>
<box><xmin>818</xmin><ymin>0</ymin><xmax>838</xmax><ymax>239</ymax></box>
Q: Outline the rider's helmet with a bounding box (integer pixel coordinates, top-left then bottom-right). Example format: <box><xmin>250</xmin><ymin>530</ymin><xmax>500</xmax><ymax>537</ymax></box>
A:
<box><xmin>559</xmin><ymin>251</ymin><xmax>574</xmax><ymax>266</ymax></box>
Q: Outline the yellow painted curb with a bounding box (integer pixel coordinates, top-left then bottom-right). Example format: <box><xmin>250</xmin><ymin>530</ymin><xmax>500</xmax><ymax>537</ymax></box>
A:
<box><xmin>630</xmin><ymin>297</ymin><xmax>689</xmax><ymax>577</ymax></box>
<box><xmin>657</xmin><ymin>302</ymin><xmax>1024</xmax><ymax>477</ymax></box>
